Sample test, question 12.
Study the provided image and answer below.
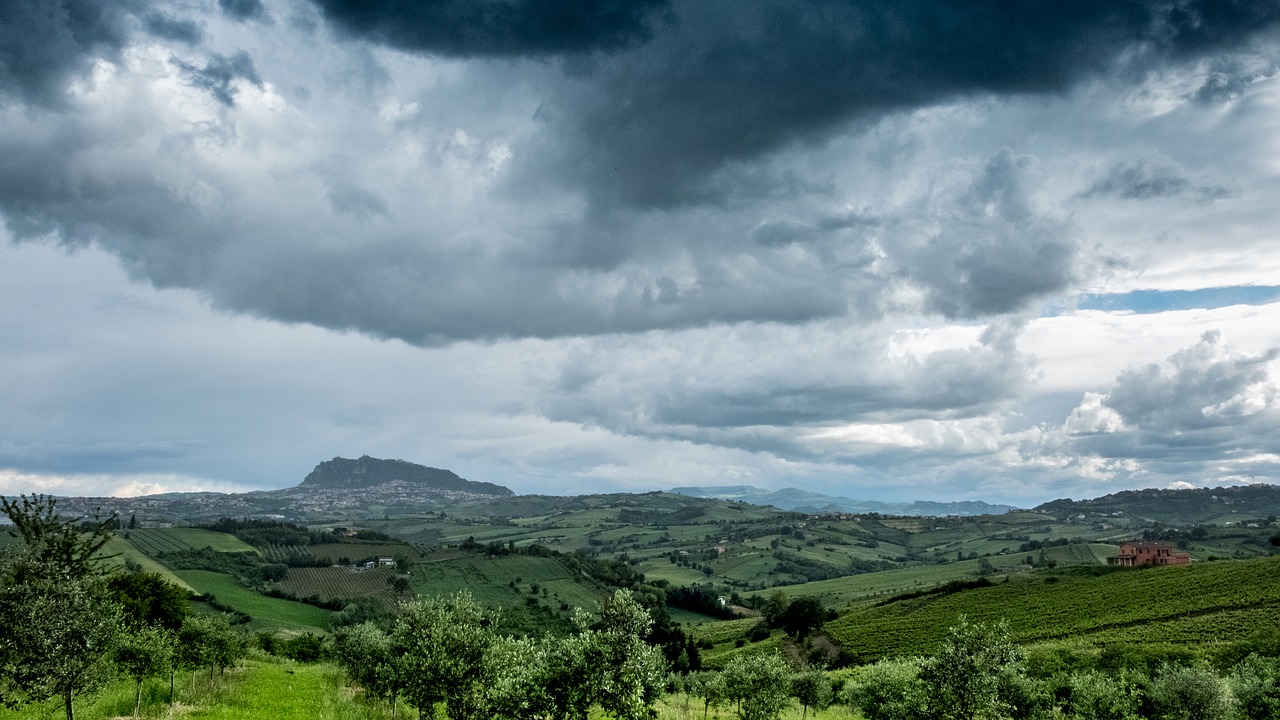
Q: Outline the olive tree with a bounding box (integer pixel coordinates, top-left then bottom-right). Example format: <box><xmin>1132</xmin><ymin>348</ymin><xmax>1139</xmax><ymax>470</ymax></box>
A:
<box><xmin>0</xmin><ymin>495</ymin><xmax>123</xmax><ymax>720</ymax></box>
<box><xmin>0</xmin><ymin>550</ymin><xmax>122</xmax><ymax>720</ymax></box>
<box><xmin>723</xmin><ymin>653</ymin><xmax>793</xmax><ymax>720</ymax></box>
<box><xmin>1229</xmin><ymin>654</ymin><xmax>1280</xmax><ymax>720</ymax></box>
<box><xmin>919</xmin><ymin>617</ymin><xmax>1022</xmax><ymax>720</ymax></box>
<box><xmin>592</xmin><ymin>589</ymin><xmax>668</xmax><ymax>720</ymax></box>
<box><xmin>334</xmin><ymin>622</ymin><xmax>408</xmax><ymax>719</ymax></box>
<box><xmin>114</xmin><ymin>625</ymin><xmax>174</xmax><ymax>719</ymax></box>
<box><xmin>791</xmin><ymin>668</ymin><xmax>833</xmax><ymax>719</ymax></box>
<box><xmin>686</xmin><ymin>670</ymin><xmax>728</xmax><ymax>720</ymax></box>
<box><xmin>395</xmin><ymin>592</ymin><xmax>497</xmax><ymax>720</ymax></box>
<box><xmin>845</xmin><ymin>657</ymin><xmax>927</xmax><ymax>720</ymax></box>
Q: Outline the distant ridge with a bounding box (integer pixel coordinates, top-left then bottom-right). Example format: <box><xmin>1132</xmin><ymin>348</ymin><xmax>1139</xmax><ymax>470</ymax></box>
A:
<box><xmin>670</xmin><ymin>485</ymin><xmax>1018</xmax><ymax>517</ymax></box>
<box><xmin>301</xmin><ymin>455</ymin><xmax>513</xmax><ymax>496</ymax></box>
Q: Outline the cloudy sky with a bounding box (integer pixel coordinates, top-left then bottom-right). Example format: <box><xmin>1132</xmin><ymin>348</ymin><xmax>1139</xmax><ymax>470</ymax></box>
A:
<box><xmin>3</xmin><ymin>0</ymin><xmax>1280</xmax><ymax>506</ymax></box>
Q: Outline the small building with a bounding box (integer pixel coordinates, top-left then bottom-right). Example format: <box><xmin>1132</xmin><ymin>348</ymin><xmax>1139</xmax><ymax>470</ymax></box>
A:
<box><xmin>377</xmin><ymin>557</ymin><xmax>396</xmax><ymax>567</ymax></box>
<box><xmin>1110</xmin><ymin>541</ymin><xmax>1191</xmax><ymax>567</ymax></box>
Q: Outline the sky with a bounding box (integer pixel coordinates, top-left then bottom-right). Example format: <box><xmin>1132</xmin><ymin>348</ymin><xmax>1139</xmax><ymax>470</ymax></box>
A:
<box><xmin>2</xmin><ymin>0</ymin><xmax>1280</xmax><ymax>506</ymax></box>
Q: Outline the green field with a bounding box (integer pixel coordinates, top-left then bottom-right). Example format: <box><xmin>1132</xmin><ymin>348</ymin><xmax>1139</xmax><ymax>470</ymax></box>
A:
<box><xmin>175</xmin><ymin>570</ymin><xmax>334</xmax><ymax>633</ymax></box>
<box><xmin>126</xmin><ymin>528</ymin><xmax>258</xmax><ymax>555</ymax></box>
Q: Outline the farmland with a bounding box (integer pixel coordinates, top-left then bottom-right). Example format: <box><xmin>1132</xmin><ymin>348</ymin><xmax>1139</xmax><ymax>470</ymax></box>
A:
<box><xmin>260</xmin><ymin>542</ymin><xmax>421</xmax><ymax>564</ymax></box>
<box><xmin>174</xmin><ymin>570</ymin><xmax>334</xmax><ymax>633</ymax></box>
<box><xmin>823</xmin><ymin>554</ymin><xmax>1280</xmax><ymax>662</ymax></box>
<box><xmin>125</xmin><ymin>528</ymin><xmax>258</xmax><ymax>555</ymax></box>
<box><xmin>411</xmin><ymin>551</ymin><xmax>606</xmax><ymax>612</ymax></box>
<box><xmin>275</xmin><ymin>566</ymin><xmax>402</xmax><ymax>609</ymax></box>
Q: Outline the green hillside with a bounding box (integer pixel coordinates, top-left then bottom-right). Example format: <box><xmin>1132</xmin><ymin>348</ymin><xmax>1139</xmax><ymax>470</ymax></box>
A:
<box><xmin>825</xmin><ymin>555</ymin><xmax>1280</xmax><ymax>662</ymax></box>
<box><xmin>175</xmin><ymin>570</ymin><xmax>333</xmax><ymax>633</ymax></box>
<box><xmin>99</xmin><ymin>535</ymin><xmax>196</xmax><ymax>592</ymax></box>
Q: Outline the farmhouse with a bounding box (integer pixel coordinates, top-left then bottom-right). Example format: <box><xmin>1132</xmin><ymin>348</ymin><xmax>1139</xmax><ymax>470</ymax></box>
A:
<box><xmin>1109</xmin><ymin>540</ymin><xmax>1191</xmax><ymax>567</ymax></box>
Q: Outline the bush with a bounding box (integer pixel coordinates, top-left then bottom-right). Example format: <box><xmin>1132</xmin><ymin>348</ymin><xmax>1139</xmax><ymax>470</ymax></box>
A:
<box><xmin>1144</xmin><ymin>665</ymin><xmax>1232</xmax><ymax>720</ymax></box>
<box><xmin>845</xmin><ymin>657</ymin><xmax>927</xmax><ymax>720</ymax></box>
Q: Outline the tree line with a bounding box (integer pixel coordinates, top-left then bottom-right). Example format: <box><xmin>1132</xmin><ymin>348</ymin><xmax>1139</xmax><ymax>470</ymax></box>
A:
<box><xmin>0</xmin><ymin>495</ymin><xmax>249</xmax><ymax>720</ymax></box>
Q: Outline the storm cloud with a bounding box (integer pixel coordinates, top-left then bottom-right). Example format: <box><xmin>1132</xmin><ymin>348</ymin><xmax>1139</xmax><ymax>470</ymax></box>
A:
<box><xmin>2</xmin><ymin>0</ymin><xmax>1280</xmax><ymax>502</ymax></box>
<box><xmin>0</xmin><ymin>0</ymin><xmax>148</xmax><ymax>106</ymax></box>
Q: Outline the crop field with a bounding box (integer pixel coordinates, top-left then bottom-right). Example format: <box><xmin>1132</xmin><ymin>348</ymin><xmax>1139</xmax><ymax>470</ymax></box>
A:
<box><xmin>826</xmin><ymin>555</ymin><xmax>1280</xmax><ymax>662</ymax></box>
<box><xmin>275</xmin><ymin>566</ymin><xmax>401</xmax><ymax>608</ymax></box>
<box><xmin>410</xmin><ymin>552</ymin><xmax>605</xmax><ymax>612</ymax></box>
<box><xmin>126</xmin><ymin>528</ymin><xmax>258</xmax><ymax>555</ymax></box>
<box><xmin>260</xmin><ymin>542</ymin><xmax>422</xmax><ymax>564</ymax></box>
<box><xmin>174</xmin><ymin>570</ymin><xmax>333</xmax><ymax>633</ymax></box>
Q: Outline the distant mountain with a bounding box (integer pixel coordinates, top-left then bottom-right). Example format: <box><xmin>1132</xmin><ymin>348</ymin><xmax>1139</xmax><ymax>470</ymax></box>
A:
<box><xmin>670</xmin><ymin>485</ymin><xmax>1018</xmax><ymax>516</ymax></box>
<box><xmin>1033</xmin><ymin>483</ymin><xmax>1280</xmax><ymax>525</ymax></box>
<box><xmin>301</xmin><ymin>456</ymin><xmax>512</xmax><ymax>496</ymax></box>
<box><xmin>52</xmin><ymin>456</ymin><xmax>513</xmax><ymax>523</ymax></box>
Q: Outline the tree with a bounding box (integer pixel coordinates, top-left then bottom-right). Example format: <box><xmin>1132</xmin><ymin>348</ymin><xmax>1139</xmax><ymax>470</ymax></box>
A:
<box><xmin>334</xmin><ymin>622</ymin><xmax>408</xmax><ymax>719</ymax></box>
<box><xmin>723</xmin><ymin>653</ymin><xmax>793</xmax><ymax>720</ymax></box>
<box><xmin>176</xmin><ymin>614</ymin><xmax>243</xmax><ymax>686</ymax></box>
<box><xmin>395</xmin><ymin>592</ymin><xmax>496</xmax><ymax>720</ymax></box>
<box><xmin>1</xmin><ymin>494</ymin><xmax>115</xmax><ymax>577</ymax></box>
<box><xmin>846</xmin><ymin>657</ymin><xmax>927</xmax><ymax>720</ymax></box>
<box><xmin>686</xmin><ymin>670</ymin><xmax>728</xmax><ymax>720</ymax></box>
<box><xmin>919</xmin><ymin>618</ymin><xmax>1022</xmax><ymax>720</ymax></box>
<box><xmin>1228</xmin><ymin>654</ymin><xmax>1280</xmax><ymax>720</ymax></box>
<box><xmin>106</xmin><ymin>572</ymin><xmax>189</xmax><ymax>630</ymax></box>
<box><xmin>0</xmin><ymin>550</ymin><xmax>122</xmax><ymax>720</ymax></box>
<box><xmin>1146</xmin><ymin>665</ymin><xmax>1232</xmax><ymax>720</ymax></box>
<box><xmin>114</xmin><ymin>626</ymin><xmax>174</xmax><ymax>719</ymax></box>
<box><xmin>536</xmin><ymin>621</ymin><xmax>600</xmax><ymax>720</ymax></box>
<box><xmin>778</xmin><ymin>596</ymin><xmax>827</xmax><ymax>639</ymax></box>
<box><xmin>592</xmin><ymin>589</ymin><xmax>668</xmax><ymax>720</ymax></box>
<box><xmin>791</xmin><ymin>668</ymin><xmax>833</xmax><ymax>719</ymax></box>
<box><xmin>0</xmin><ymin>495</ymin><xmax>124</xmax><ymax>720</ymax></box>
<box><xmin>1062</xmin><ymin>671</ymin><xmax>1139</xmax><ymax>720</ymax></box>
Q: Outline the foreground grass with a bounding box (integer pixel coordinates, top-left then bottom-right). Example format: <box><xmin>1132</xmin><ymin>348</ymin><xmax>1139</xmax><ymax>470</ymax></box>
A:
<box><xmin>0</xmin><ymin>657</ymin><xmax>868</xmax><ymax>720</ymax></box>
<box><xmin>0</xmin><ymin>658</ymin><xmax>406</xmax><ymax>720</ymax></box>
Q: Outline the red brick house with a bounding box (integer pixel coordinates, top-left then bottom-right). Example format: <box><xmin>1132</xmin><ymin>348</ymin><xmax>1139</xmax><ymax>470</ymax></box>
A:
<box><xmin>1110</xmin><ymin>541</ymin><xmax>1191</xmax><ymax>567</ymax></box>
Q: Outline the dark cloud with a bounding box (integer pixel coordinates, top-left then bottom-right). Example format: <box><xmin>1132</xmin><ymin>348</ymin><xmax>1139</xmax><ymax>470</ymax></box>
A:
<box><xmin>219</xmin><ymin>0</ymin><xmax>270</xmax><ymax>24</ymax></box>
<box><xmin>308</xmin><ymin>0</ymin><xmax>669</xmax><ymax>57</ymax></box>
<box><xmin>1082</xmin><ymin>159</ymin><xmax>1233</xmax><ymax>201</ymax></box>
<box><xmin>537</xmin><ymin>0</ymin><xmax>1280</xmax><ymax>209</ymax></box>
<box><xmin>180</xmin><ymin>51</ymin><xmax>263</xmax><ymax>107</ymax></box>
<box><xmin>0</xmin><ymin>0</ymin><xmax>148</xmax><ymax>106</ymax></box>
<box><xmin>143</xmin><ymin>12</ymin><xmax>204</xmax><ymax>44</ymax></box>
